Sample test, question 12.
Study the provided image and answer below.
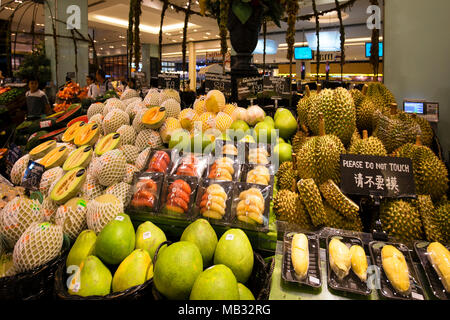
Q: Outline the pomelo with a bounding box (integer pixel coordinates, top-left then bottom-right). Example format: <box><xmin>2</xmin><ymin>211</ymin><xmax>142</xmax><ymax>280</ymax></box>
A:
<box><xmin>153</xmin><ymin>241</ymin><xmax>203</xmax><ymax>300</ymax></box>
<box><xmin>263</xmin><ymin>116</ymin><xmax>275</xmax><ymax>127</ymax></box>
<box><xmin>214</xmin><ymin>229</ymin><xmax>254</xmax><ymax>283</ymax></box>
<box><xmin>274</xmin><ymin>108</ymin><xmax>291</xmax><ymax>122</ymax></box>
<box><xmin>169</xmin><ymin>129</ymin><xmax>191</xmax><ymax>151</ymax></box>
<box><xmin>254</xmin><ymin>121</ymin><xmax>277</xmax><ymax>144</ymax></box>
<box><xmin>238</xmin><ymin>283</ymin><xmax>255</xmax><ymax>300</ymax></box>
<box><xmin>274</xmin><ymin>110</ymin><xmax>297</xmax><ymax>140</ymax></box>
<box><xmin>229</xmin><ymin>120</ymin><xmax>250</xmax><ymax>141</ymax></box>
<box><xmin>189</xmin><ymin>264</ymin><xmax>239</xmax><ymax>300</ymax></box>
<box><xmin>135</xmin><ymin>221</ymin><xmax>167</xmax><ymax>260</ymax></box>
<box><xmin>274</xmin><ymin>142</ymin><xmax>293</xmax><ymax>164</ymax></box>
<box><xmin>181</xmin><ymin>219</ymin><xmax>218</xmax><ymax>267</ymax></box>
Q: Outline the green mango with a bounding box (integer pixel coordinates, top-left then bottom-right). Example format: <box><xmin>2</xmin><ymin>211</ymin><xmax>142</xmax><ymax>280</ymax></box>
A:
<box><xmin>135</xmin><ymin>221</ymin><xmax>167</xmax><ymax>260</ymax></box>
<box><xmin>112</xmin><ymin>249</ymin><xmax>153</xmax><ymax>293</ymax></box>
<box><xmin>68</xmin><ymin>256</ymin><xmax>112</xmax><ymax>297</ymax></box>
<box><xmin>66</xmin><ymin>230</ymin><xmax>97</xmax><ymax>268</ymax></box>
<box><xmin>95</xmin><ymin>213</ymin><xmax>135</xmax><ymax>265</ymax></box>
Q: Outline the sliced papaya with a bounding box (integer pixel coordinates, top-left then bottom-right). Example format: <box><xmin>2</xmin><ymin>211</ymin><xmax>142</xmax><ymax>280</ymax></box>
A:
<box><xmin>50</xmin><ymin>167</ymin><xmax>87</xmax><ymax>204</ymax></box>
<box><xmin>29</xmin><ymin>140</ymin><xmax>57</xmax><ymax>160</ymax></box>
<box><xmin>94</xmin><ymin>133</ymin><xmax>121</xmax><ymax>156</ymax></box>
<box><xmin>67</xmin><ymin>115</ymin><xmax>88</xmax><ymax>128</ymax></box>
<box><xmin>73</xmin><ymin>123</ymin><xmax>100</xmax><ymax>146</ymax></box>
<box><xmin>142</xmin><ymin>106</ymin><xmax>167</xmax><ymax>129</ymax></box>
<box><xmin>63</xmin><ymin>145</ymin><xmax>93</xmax><ymax>171</ymax></box>
<box><xmin>62</xmin><ymin>121</ymin><xmax>86</xmax><ymax>143</ymax></box>
<box><xmin>39</xmin><ymin>145</ymin><xmax>69</xmax><ymax>169</ymax></box>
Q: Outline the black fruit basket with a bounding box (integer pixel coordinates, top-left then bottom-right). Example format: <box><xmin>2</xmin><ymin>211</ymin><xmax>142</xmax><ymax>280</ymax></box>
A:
<box><xmin>151</xmin><ymin>241</ymin><xmax>273</xmax><ymax>300</ymax></box>
<box><xmin>53</xmin><ymin>256</ymin><xmax>154</xmax><ymax>301</ymax></box>
<box><xmin>0</xmin><ymin>241</ymin><xmax>69</xmax><ymax>300</ymax></box>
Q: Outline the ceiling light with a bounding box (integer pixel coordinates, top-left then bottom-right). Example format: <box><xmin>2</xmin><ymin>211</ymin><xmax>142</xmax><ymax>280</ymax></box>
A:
<box><xmin>206</xmin><ymin>32</ymin><xmax>211</xmax><ymax>35</ymax></box>
<box><xmin>109</xmin><ymin>46</ymin><xmax>114</xmax><ymax>48</ymax></box>
<box><xmin>172</xmin><ymin>40</ymin><xmax>177</xmax><ymax>42</ymax></box>
<box><xmin>203</xmin><ymin>36</ymin><xmax>209</xmax><ymax>39</ymax></box>
<box><xmin>194</xmin><ymin>29</ymin><xmax>198</xmax><ymax>32</ymax></box>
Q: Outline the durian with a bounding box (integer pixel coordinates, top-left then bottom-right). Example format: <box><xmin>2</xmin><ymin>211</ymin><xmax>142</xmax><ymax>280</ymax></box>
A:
<box><xmin>291</xmin><ymin>233</ymin><xmax>309</xmax><ymax>280</ymax></box>
<box><xmin>273</xmin><ymin>190</ymin><xmax>313</xmax><ymax>229</ymax></box>
<box><xmin>291</xmin><ymin>131</ymin><xmax>309</xmax><ymax>154</ymax></box>
<box><xmin>416</xmin><ymin>195</ymin><xmax>445</xmax><ymax>243</ymax></box>
<box><xmin>328</xmin><ymin>238</ymin><xmax>351</xmax><ymax>280</ymax></box>
<box><xmin>380</xmin><ymin>199</ymin><xmax>424</xmax><ymax>241</ymax></box>
<box><xmin>348</xmin><ymin>130</ymin><xmax>387</xmax><ymax>156</ymax></box>
<box><xmin>426</xmin><ymin>242</ymin><xmax>450</xmax><ymax>292</ymax></box>
<box><xmin>412</xmin><ymin>114</ymin><xmax>433</xmax><ymax>147</ymax></box>
<box><xmin>319</xmin><ymin>179</ymin><xmax>360</xmax><ymax>220</ymax></box>
<box><xmin>276</xmin><ymin>161</ymin><xmax>297</xmax><ymax>192</ymax></box>
<box><xmin>381</xmin><ymin>245</ymin><xmax>410</xmax><ymax>295</ymax></box>
<box><xmin>297</xmin><ymin>179</ymin><xmax>326</xmax><ymax>227</ymax></box>
<box><xmin>323</xmin><ymin>202</ymin><xmax>364</xmax><ymax>232</ymax></box>
<box><xmin>350</xmin><ymin>245</ymin><xmax>368</xmax><ymax>282</ymax></box>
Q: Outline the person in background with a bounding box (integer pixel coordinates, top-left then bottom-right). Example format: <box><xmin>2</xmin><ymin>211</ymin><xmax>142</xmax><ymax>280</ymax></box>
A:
<box><xmin>86</xmin><ymin>74</ymin><xmax>100</xmax><ymax>99</ymax></box>
<box><xmin>126</xmin><ymin>78</ymin><xmax>137</xmax><ymax>91</ymax></box>
<box><xmin>96</xmin><ymin>69</ymin><xmax>114</xmax><ymax>96</ymax></box>
<box><xmin>26</xmin><ymin>77</ymin><xmax>51</xmax><ymax>120</ymax></box>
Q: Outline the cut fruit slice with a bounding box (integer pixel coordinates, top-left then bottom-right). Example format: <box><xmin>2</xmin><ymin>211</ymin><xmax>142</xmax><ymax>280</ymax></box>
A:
<box><xmin>95</xmin><ymin>133</ymin><xmax>121</xmax><ymax>156</ymax></box>
<box><xmin>73</xmin><ymin>123</ymin><xmax>100</xmax><ymax>146</ymax></box>
<box><xmin>62</xmin><ymin>121</ymin><xmax>86</xmax><ymax>143</ymax></box>
<box><xmin>50</xmin><ymin>167</ymin><xmax>87</xmax><ymax>204</ymax></box>
<box><xmin>165</xmin><ymin>204</ymin><xmax>185</xmax><ymax>214</ymax></box>
<box><xmin>38</xmin><ymin>128</ymin><xmax>66</xmax><ymax>141</ymax></box>
<box><xmin>29</xmin><ymin>140</ymin><xmax>57</xmax><ymax>160</ymax></box>
<box><xmin>202</xmin><ymin>210</ymin><xmax>223</xmax><ymax>220</ymax></box>
<box><xmin>39</xmin><ymin>145</ymin><xmax>70</xmax><ymax>169</ymax></box>
<box><xmin>56</xmin><ymin>105</ymin><xmax>82</xmax><ymax>124</ymax></box>
<box><xmin>67</xmin><ymin>115</ymin><xmax>88</xmax><ymax>128</ymax></box>
<box><xmin>142</xmin><ymin>106</ymin><xmax>167</xmax><ymax>129</ymax></box>
<box><xmin>63</xmin><ymin>145</ymin><xmax>93</xmax><ymax>171</ymax></box>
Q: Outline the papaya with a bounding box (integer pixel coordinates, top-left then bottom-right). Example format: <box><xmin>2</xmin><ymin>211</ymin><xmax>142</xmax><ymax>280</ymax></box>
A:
<box><xmin>62</xmin><ymin>121</ymin><xmax>86</xmax><ymax>143</ymax></box>
<box><xmin>181</xmin><ymin>219</ymin><xmax>218</xmax><ymax>267</ymax></box>
<box><xmin>95</xmin><ymin>213</ymin><xmax>135</xmax><ymax>265</ymax></box>
<box><xmin>112</xmin><ymin>249</ymin><xmax>153</xmax><ymax>293</ymax></box>
<box><xmin>68</xmin><ymin>255</ymin><xmax>112</xmax><ymax>297</ymax></box>
<box><xmin>29</xmin><ymin>140</ymin><xmax>56</xmax><ymax>160</ymax></box>
<box><xmin>135</xmin><ymin>221</ymin><xmax>167</xmax><ymax>260</ymax></box>
<box><xmin>142</xmin><ymin>106</ymin><xmax>167</xmax><ymax>129</ymax></box>
<box><xmin>73</xmin><ymin>123</ymin><xmax>100</xmax><ymax>146</ymax></box>
<box><xmin>66</xmin><ymin>230</ymin><xmax>97</xmax><ymax>268</ymax></box>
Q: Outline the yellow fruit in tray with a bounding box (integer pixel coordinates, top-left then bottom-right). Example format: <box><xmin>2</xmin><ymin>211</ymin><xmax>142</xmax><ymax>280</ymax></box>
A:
<box><xmin>200</xmin><ymin>184</ymin><xmax>227</xmax><ymax>220</ymax></box>
<box><xmin>381</xmin><ymin>245</ymin><xmax>410</xmax><ymax>295</ymax></box>
<box><xmin>222</xmin><ymin>144</ymin><xmax>238</xmax><ymax>156</ymax></box>
<box><xmin>426</xmin><ymin>242</ymin><xmax>450</xmax><ymax>292</ymax></box>
<box><xmin>247</xmin><ymin>166</ymin><xmax>270</xmax><ymax>185</ymax></box>
<box><xmin>349</xmin><ymin>245</ymin><xmax>368</xmax><ymax>282</ymax></box>
<box><xmin>236</xmin><ymin>188</ymin><xmax>265</xmax><ymax>225</ymax></box>
<box><xmin>328</xmin><ymin>238</ymin><xmax>351</xmax><ymax>280</ymax></box>
<box><xmin>291</xmin><ymin>233</ymin><xmax>309</xmax><ymax>280</ymax></box>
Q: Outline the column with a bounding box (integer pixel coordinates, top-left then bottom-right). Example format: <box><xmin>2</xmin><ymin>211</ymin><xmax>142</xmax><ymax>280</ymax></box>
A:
<box><xmin>188</xmin><ymin>42</ymin><xmax>196</xmax><ymax>90</ymax></box>
<box><xmin>44</xmin><ymin>0</ymin><xmax>89</xmax><ymax>88</ymax></box>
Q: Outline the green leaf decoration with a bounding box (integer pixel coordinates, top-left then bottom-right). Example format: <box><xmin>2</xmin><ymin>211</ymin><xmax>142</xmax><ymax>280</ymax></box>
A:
<box><xmin>232</xmin><ymin>0</ymin><xmax>253</xmax><ymax>25</ymax></box>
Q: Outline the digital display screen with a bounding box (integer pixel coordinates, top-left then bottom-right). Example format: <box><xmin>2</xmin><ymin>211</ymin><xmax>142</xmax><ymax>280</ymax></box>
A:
<box><xmin>295</xmin><ymin>47</ymin><xmax>313</xmax><ymax>60</ymax></box>
<box><xmin>365</xmin><ymin>42</ymin><xmax>383</xmax><ymax>57</ymax></box>
<box><xmin>404</xmin><ymin>101</ymin><xmax>424</xmax><ymax>114</ymax></box>
<box><xmin>253</xmin><ymin>39</ymin><xmax>278</xmax><ymax>55</ymax></box>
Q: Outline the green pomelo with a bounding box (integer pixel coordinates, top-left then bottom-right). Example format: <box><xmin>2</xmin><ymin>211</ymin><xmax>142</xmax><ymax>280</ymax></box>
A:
<box><xmin>112</xmin><ymin>249</ymin><xmax>153</xmax><ymax>293</ymax></box>
<box><xmin>263</xmin><ymin>116</ymin><xmax>275</xmax><ymax>127</ymax></box>
<box><xmin>68</xmin><ymin>255</ymin><xmax>112</xmax><ymax>297</ymax></box>
<box><xmin>274</xmin><ymin>143</ymin><xmax>293</xmax><ymax>164</ymax></box>
<box><xmin>275</xmin><ymin>110</ymin><xmax>297</xmax><ymax>140</ymax></box>
<box><xmin>238</xmin><ymin>283</ymin><xmax>255</xmax><ymax>300</ymax></box>
<box><xmin>180</xmin><ymin>219</ymin><xmax>218</xmax><ymax>267</ymax></box>
<box><xmin>66</xmin><ymin>230</ymin><xmax>97</xmax><ymax>268</ymax></box>
<box><xmin>169</xmin><ymin>130</ymin><xmax>191</xmax><ymax>150</ymax></box>
<box><xmin>135</xmin><ymin>221</ymin><xmax>167</xmax><ymax>260</ymax></box>
<box><xmin>274</xmin><ymin>108</ymin><xmax>291</xmax><ymax>122</ymax></box>
<box><xmin>95</xmin><ymin>213</ymin><xmax>135</xmax><ymax>265</ymax></box>
<box><xmin>153</xmin><ymin>241</ymin><xmax>203</xmax><ymax>300</ymax></box>
<box><xmin>230</xmin><ymin>121</ymin><xmax>250</xmax><ymax>141</ymax></box>
<box><xmin>254</xmin><ymin>121</ymin><xmax>277</xmax><ymax>144</ymax></box>
<box><xmin>214</xmin><ymin>229</ymin><xmax>254</xmax><ymax>283</ymax></box>
<box><xmin>190</xmin><ymin>264</ymin><xmax>239</xmax><ymax>300</ymax></box>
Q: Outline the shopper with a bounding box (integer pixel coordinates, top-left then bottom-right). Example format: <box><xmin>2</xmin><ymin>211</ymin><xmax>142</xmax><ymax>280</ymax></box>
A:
<box><xmin>86</xmin><ymin>74</ymin><xmax>100</xmax><ymax>99</ymax></box>
<box><xmin>96</xmin><ymin>69</ymin><xmax>114</xmax><ymax>96</ymax></box>
<box><xmin>25</xmin><ymin>77</ymin><xmax>51</xmax><ymax>120</ymax></box>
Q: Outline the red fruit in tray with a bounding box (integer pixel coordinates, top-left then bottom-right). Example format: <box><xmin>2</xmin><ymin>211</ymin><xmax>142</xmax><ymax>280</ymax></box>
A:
<box><xmin>148</xmin><ymin>161</ymin><xmax>168</xmax><ymax>173</ymax></box>
<box><xmin>165</xmin><ymin>204</ymin><xmax>185</xmax><ymax>214</ymax></box>
<box><xmin>148</xmin><ymin>151</ymin><xmax>170</xmax><ymax>173</ymax></box>
<box><xmin>152</xmin><ymin>151</ymin><xmax>170</xmax><ymax>166</ymax></box>
<box><xmin>136</xmin><ymin>179</ymin><xmax>158</xmax><ymax>194</ymax></box>
<box><xmin>132</xmin><ymin>192</ymin><xmax>155</xmax><ymax>208</ymax></box>
<box><xmin>168</xmin><ymin>188</ymin><xmax>190</xmax><ymax>204</ymax></box>
<box><xmin>170</xmin><ymin>179</ymin><xmax>192</xmax><ymax>194</ymax></box>
<box><xmin>176</xmin><ymin>165</ymin><xmax>197</xmax><ymax>177</ymax></box>
<box><xmin>167</xmin><ymin>197</ymin><xmax>189</xmax><ymax>212</ymax></box>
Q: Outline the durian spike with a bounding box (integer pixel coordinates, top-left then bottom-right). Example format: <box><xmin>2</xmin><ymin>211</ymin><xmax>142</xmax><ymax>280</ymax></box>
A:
<box><xmin>318</xmin><ymin>113</ymin><xmax>326</xmax><ymax>136</ymax></box>
<box><xmin>305</xmin><ymin>85</ymin><xmax>311</xmax><ymax>98</ymax></box>
<box><xmin>390</xmin><ymin>103</ymin><xmax>398</xmax><ymax>115</ymax></box>
<box><xmin>292</xmin><ymin>153</ymin><xmax>297</xmax><ymax>171</ymax></box>
<box><xmin>362</xmin><ymin>84</ymin><xmax>368</xmax><ymax>96</ymax></box>
<box><xmin>362</xmin><ymin>130</ymin><xmax>369</xmax><ymax>140</ymax></box>
<box><xmin>301</xmin><ymin>124</ymin><xmax>308</xmax><ymax>134</ymax></box>
<box><xmin>317</xmin><ymin>84</ymin><xmax>322</xmax><ymax>94</ymax></box>
<box><xmin>415</xmin><ymin>135</ymin><xmax>422</xmax><ymax>146</ymax></box>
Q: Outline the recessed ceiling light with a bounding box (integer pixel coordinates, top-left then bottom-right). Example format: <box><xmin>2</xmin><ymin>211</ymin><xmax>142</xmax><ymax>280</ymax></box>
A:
<box><xmin>109</xmin><ymin>46</ymin><xmax>114</xmax><ymax>49</ymax></box>
<box><xmin>206</xmin><ymin>32</ymin><xmax>211</xmax><ymax>35</ymax></box>
<box><xmin>203</xmin><ymin>36</ymin><xmax>209</xmax><ymax>39</ymax></box>
<box><xmin>172</xmin><ymin>40</ymin><xmax>177</xmax><ymax>42</ymax></box>
<box><xmin>194</xmin><ymin>29</ymin><xmax>197</xmax><ymax>32</ymax></box>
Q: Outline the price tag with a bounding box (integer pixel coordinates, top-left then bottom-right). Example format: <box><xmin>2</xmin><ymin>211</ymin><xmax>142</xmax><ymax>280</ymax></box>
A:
<box><xmin>237</xmin><ymin>77</ymin><xmax>263</xmax><ymax>101</ymax></box>
<box><xmin>411</xmin><ymin>292</ymin><xmax>424</xmax><ymax>300</ymax></box>
<box><xmin>21</xmin><ymin>161</ymin><xmax>45</xmax><ymax>191</ymax></box>
<box><xmin>263</xmin><ymin>76</ymin><xmax>291</xmax><ymax>98</ymax></box>
<box><xmin>39</xmin><ymin>120</ymin><xmax>52</xmax><ymax>129</ymax></box>
<box><xmin>143</xmin><ymin>231</ymin><xmax>152</xmax><ymax>240</ymax></box>
<box><xmin>5</xmin><ymin>143</ymin><xmax>22</xmax><ymax>178</ymax></box>
<box><xmin>205</xmin><ymin>74</ymin><xmax>232</xmax><ymax>98</ymax></box>
<box><xmin>226</xmin><ymin>234</ymin><xmax>234</xmax><ymax>241</ymax></box>
<box><xmin>309</xmin><ymin>276</ymin><xmax>320</xmax><ymax>285</ymax></box>
<box><xmin>340</xmin><ymin>154</ymin><xmax>416</xmax><ymax>198</ymax></box>
<box><xmin>115</xmin><ymin>215</ymin><xmax>124</xmax><ymax>221</ymax></box>
<box><xmin>158</xmin><ymin>74</ymin><xmax>180</xmax><ymax>90</ymax></box>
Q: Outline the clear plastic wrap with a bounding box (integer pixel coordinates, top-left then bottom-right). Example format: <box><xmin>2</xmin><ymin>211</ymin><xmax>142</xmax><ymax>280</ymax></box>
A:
<box><xmin>241</xmin><ymin>164</ymin><xmax>274</xmax><ymax>186</ymax></box>
<box><xmin>170</xmin><ymin>153</ymin><xmax>209</xmax><ymax>179</ymax></box>
<box><xmin>129</xmin><ymin>172</ymin><xmax>164</xmax><ymax>213</ymax></box>
<box><xmin>143</xmin><ymin>149</ymin><xmax>174</xmax><ymax>174</ymax></box>
<box><xmin>204</xmin><ymin>156</ymin><xmax>242</xmax><ymax>182</ymax></box>
<box><xmin>160</xmin><ymin>175</ymin><xmax>198</xmax><ymax>220</ymax></box>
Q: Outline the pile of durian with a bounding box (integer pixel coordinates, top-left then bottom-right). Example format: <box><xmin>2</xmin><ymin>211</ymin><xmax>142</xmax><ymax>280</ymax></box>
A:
<box><xmin>274</xmin><ymin>83</ymin><xmax>449</xmax><ymax>244</ymax></box>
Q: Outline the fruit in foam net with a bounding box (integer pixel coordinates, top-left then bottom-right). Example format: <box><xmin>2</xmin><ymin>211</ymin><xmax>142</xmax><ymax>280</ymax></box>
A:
<box><xmin>146</xmin><ymin>151</ymin><xmax>170</xmax><ymax>173</ymax></box>
<box><xmin>246</xmin><ymin>165</ymin><xmax>270</xmax><ymax>185</ymax></box>
<box><xmin>10</xmin><ymin>154</ymin><xmax>30</xmax><ymax>185</ymax></box>
<box><xmin>87</xmin><ymin>102</ymin><xmax>105</xmax><ymax>120</ymax></box>
<box><xmin>161</xmin><ymin>99</ymin><xmax>181</xmax><ymax>119</ymax></box>
<box><xmin>215</xmin><ymin>112</ymin><xmax>233</xmax><ymax>133</ymax></box>
<box><xmin>426</xmin><ymin>242</ymin><xmax>450</xmax><ymax>292</ymax></box>
<box><xmin>178</xmin><ymin>108</ymin><xmax>199</xmax><ymax>131</ymax></box>
<box><xmin>62</xmin><ymin>122</ymin><xmax>86</xmax><ymax>143</ymax></box>
<box><xmin>193</xmin><ymin>96</ymin><xmax>207</xmax><ymax>114</ymax></box>
<box><xmin>142</xmin><ymin>106</ymin><xmax>167</xmax><ymax>130</ymax></box>
<box><xmin>66</xmin><ymin>229</ymin><xmax>97</xmax><ymax>268</ymax></box>
<box><xmin>94</xmin><ymin>133</ymin><xmax>122</xmax><ymax>156</ymax></box>
<box><xmin>104</xmin><ymin>182</ymin><xmax>132</xmax><ymax>207</ymax></box>
<box><xmin>181</xmin><ymin>219</ymin><xmax>218</xmax><ymax>267</ymax></box>
<box><xmin>381</xmin><ymin>245</ymin><xmax>411</xmax><ymax>295</ymax></box>
<box><xmin>119</xmin><ymin>144</ymin><xmax>140</xmax><ymax>164</ymax></box>
<box><xmin>135</xmin><ymin>129</ymin><xmax>163</xmax><ymax>151</ymax></box>
<box><xmin>73</xmin><ymin>123</ymin><xmax>101</xmax><ymax>146</ymax></box>
<box><xmin>248</xmin><ymin>147</ymin><xmax>269</xmax><ymax>165</ymax></box>
<box><xmin>200</xmin><ymin>184</ymin><xmax>227</xmax><ymax>220</ymax></box>
<box><xmin>68</xmin><ymin>255</ymin><xmax>112</xmax><ymax>297</ymax></box>
<box><xmin>29</xmin><ymin>140</ymin><xmax>57</xmax><ymax>160</ymax></box>
<box><xmin>95</xmin><ymin>150</ymin><xmax>127</xmax><ymax>187</ymax></box>
<box><xmin>246</xmin><ymin>105</ymin><xmax>265</xmax><ymax>126</ymax></box>
<box><xmin>328</xmin><ymin>238</ymin><xmax>351</xmax><ymax>280</ymax></box>
<box><xmin>176</xmin><ymin>155</ymin><xmax>199</xmax><ymax>177</ymax></box>
<box><xmin>116</xmin><ymin>125</ymin><xmax>136</xmax><ymax>145</ymax></box>
<box><xmin>63</xmin><ymin>145</ymin><xmax>93</xmax><ymax>171</ymax></box>
<box><xmin>190</xmin><ymin>264</ymin><xmax>239</xmax><ymax>300</ymax></box>
<box><xmin>120</xmin><ymin>88</ymin><xmax>139</xmax><ymax>101</ymax></box>
<box><xmin>159</xmin><ymin>89</ymin><xmax>181</xmax><ymax>104</ymax></box>
<box><xmin>86</xmin><ymin>194</ymin><xmax>123</xmax><ymax>234</ymax></box>
<box><xmin>135</xmin><ymin>148</ymin><xmax>151</xmax><ymax>171</ymax></box>
<box><xmin>53</xmin><ymin>197</ymin><xmax>88</xmax><ymax>241</ymax></box>
<box><xmin>208</xmin><ymin>157</ymin><xmax>234</xmax><ymax>181</ymax></box>
<box><xmin>123</xmin><ymin>164</ymin><xmax>138</xmax><ymax>185</ymax></box>
<box><xmin>80</xmin><ymin>174</ymin><xmax>105</xmax><ymax>200</ymax></box>
<box><xmin>40</xmin><ymin>167</ymin><xmax>64</xmax><ymax>196</ymax></box>
<box><xmin>236</xmin><ymin>188</ymin><xmax>265</xmax><ymax>225</ymax></box>
<box><xmin>291</xmin><ymin>233</ymin><xmax>309</xmax><ymax>280</ymax></box>
<box><xmin>131</xmin><ymin>178</ymin><xmax>158</xmax><ymax>209</ymax></box>
<box><xmin>144</xmin><ymin>88</ymin><xmax>160</xmax><ymax>106</ymax></box>
<box><xmin>165</xmin><ymin>179</ymin><xmax>192</xmax><ymax>215</ymax></box>
<box><xmin>50</xmin><ymin>167</ymin><xmax>87</xmax><ymax>204</ymax></box>
<box><xmin>13</xmin><ymin>222</ymin><xmax>63</xmax><ymax>273</ymax></box>
<box><xmin>223</xmin><ymin>104</ymin><xmax>236</xmax><ymax>116</ymax></box>
<box><xmin>205</xmin><ymin>90</ymin><xmax>226</xmax><ymax>113</ymax></box>
<box><xmin>112</xmin><ymin>249</ymin><xmax>153</xmax><ymax>293</ymax></box>
<box><xmin>39</xmin><ymin>145</ymin><xmax>70</xmax><ymax>169</ymax></box>
<box><xmin>102</xmin><ymin>109</ymin><xmax>130</xmax><ymax>135</ymax></box>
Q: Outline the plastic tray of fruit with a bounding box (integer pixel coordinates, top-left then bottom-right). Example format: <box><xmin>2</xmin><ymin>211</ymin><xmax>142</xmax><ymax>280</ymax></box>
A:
<box><xmin>229</xmin><ymin>182</ymin><xmax>272</xmax><ymax>233</ymax></box>
<box><xmin>129</xmin><ymin>172</ymin><xmax>164</xmax><ymax>214</ymax></box>
<box><xmin>143</xmin><ymin>149</ymin><xmax>175</xmax><ymax>175</ymax></box>
<box><xmin>413</xmin><ymin>241</ymin><xmax>450</xmax><ymax>300</ymax></box>
<box><xmin>241</xmin><ymin>163</ymin><xmax>274</xmax><ymax>187</ymax></box>
<box><xmin>170</xmin><ymin>152</ymin><xmax>209</xmax><ymax>179</ymax></box>
<box><xmin>193</xmin><ymin>179</ymin><xmax>234</xmax><ymax>227</ymax></box>
<box><xmin>368</xmin><ymin>241</ymin><xmax>425</xmax><ymax>300</ymax></box>
<box><xmin>160</xmin><ymin>175</ymin><xmax>198</xmax><ymax>221</ymax></box>
<box><xmin>282</xmin><ymin>231</ymin><xmax>322</xmax><ymax>288</ymax></box>
<box><xmin>204</xmin><ymin>156</ymin><xmax>242</xmax><ymax>182</ymax></box>
<box><xmin>326</xmin><ymin>235</ymin><xmax>372</xmax><ymax>296</ymax></box>
<box><xmin>244</xmin><ymin>143</ymin><xmax>272</xmax><ymax>165</ymax></box>
<box><xmin>214</xmin><ymin>139</ymin><xmax>245</xmax><ymax>164</ymax></box>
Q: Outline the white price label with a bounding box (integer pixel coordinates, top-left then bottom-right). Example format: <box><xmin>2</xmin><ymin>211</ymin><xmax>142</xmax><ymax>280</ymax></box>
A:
<box><xmin>115</xmin><ymin>215</ymin><xmax>124</xmax><ymax>221</ymax></box>
<box><xmin>226</xmin><ymin>234</ymin><xmax>234</xmax><ymax>241</ymax></box>
<box><xmin>143</xmin><ymin>231</ymin><xmax>152</xmax><ymax>240</ymax></box>
<box><xmin>40</xmin><ymin>120</ymin><xmax>52</xmax><ymax>129</ymax></box>
<box><xmin>309</xmin><ymin>276</ymin><xmax>320</xmax><ymax>285</ymax></box>
<box><xmin>411</xmin><ymin>292</ymin><xmax>424</xmax><ymax>300</ymax></box>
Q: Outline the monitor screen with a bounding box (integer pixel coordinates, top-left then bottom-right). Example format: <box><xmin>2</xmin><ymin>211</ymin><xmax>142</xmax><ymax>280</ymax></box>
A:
<box><xmin>295</xmin><ymin>47</ymin><xmax>313</xmax><ymax>60</ymax></box>
<box><xmin>404</xmin><ymin>101</ymin><xmax>425</xmax><ymax>114</ymax></box>
<box><xmin>253</xmin><ymin>39</ymin><xmax>278</xmax><ymax>55</ymax></box>
<box><xmin>365</xmin><ymin>42</ymin><xmax>383</xmax><ymax>57</ymax></box>
<box><xmin>306</xmin><ymin>31</ymin><xmax>341</xmax><ymax>51</ymax></box>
